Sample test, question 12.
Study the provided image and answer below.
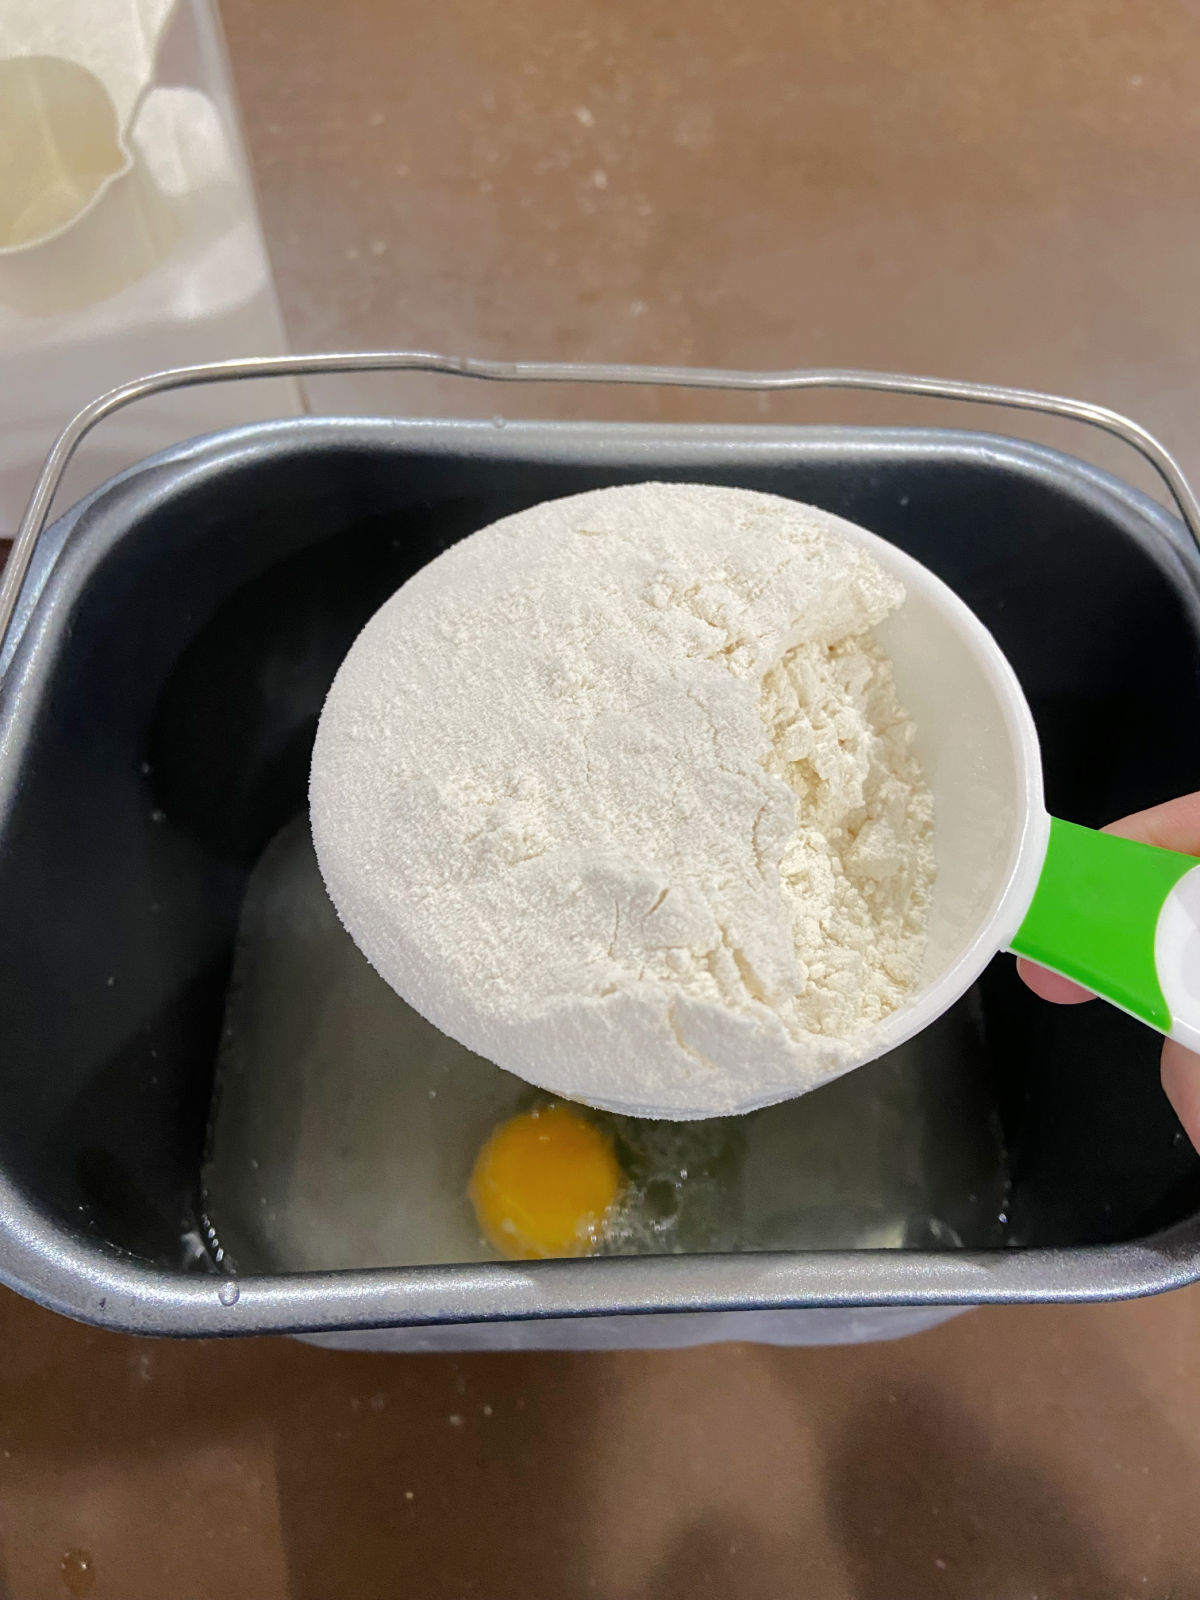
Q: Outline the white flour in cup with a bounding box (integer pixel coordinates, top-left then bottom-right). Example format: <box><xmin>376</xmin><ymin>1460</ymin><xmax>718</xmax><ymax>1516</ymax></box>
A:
<box><xmin>310</xmin><ymin>482</ymin><xmax>934</xmax><ymax>1117</ymax></box>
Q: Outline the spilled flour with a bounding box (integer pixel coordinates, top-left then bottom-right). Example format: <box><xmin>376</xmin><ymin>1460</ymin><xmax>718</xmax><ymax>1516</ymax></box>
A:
<box><xmin>310</xmin><ymin>482</ymin><xmax>935</xmax><ymax>1117</ymax></box>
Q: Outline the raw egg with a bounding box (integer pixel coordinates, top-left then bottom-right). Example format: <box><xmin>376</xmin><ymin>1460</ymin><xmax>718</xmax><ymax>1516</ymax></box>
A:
<box><xmin>469</xmin><ymin>1104</ymin><xmax>623</xmax><ymax>1260</ymax></box>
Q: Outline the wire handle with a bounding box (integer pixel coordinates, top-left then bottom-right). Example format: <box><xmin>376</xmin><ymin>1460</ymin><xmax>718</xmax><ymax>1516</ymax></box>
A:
<box><xmin>3</xmin><ymin>353</ymin><xmax>1199</xmax><ymax>667</ymax></box>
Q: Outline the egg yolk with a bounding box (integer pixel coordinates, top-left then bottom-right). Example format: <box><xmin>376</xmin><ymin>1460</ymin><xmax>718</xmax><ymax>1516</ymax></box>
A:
<box><xmin>469</xmin><ymin>1104</ymin><xmax>623</xmax><ymax>1260</ymax></box>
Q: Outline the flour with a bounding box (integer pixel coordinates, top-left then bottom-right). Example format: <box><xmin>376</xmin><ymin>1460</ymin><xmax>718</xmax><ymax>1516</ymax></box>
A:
<box><xmin>310</xmin><ymin>482</ymin><xmax>935</xmax><ymax>1118</ymax></box>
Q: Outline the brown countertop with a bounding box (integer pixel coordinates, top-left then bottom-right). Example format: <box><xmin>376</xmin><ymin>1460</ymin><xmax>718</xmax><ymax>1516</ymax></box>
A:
<box><xmin>3</xmin><ymin>1</ymin><xmax>1200</xmax><ymax>1594</ymax></box>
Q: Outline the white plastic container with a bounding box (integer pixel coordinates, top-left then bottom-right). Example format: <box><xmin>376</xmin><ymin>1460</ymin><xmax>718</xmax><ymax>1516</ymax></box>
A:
<box><xmin>0</xmin><ymin>0</ymin><xmax>301</xmax><ymax>534</ymax></box>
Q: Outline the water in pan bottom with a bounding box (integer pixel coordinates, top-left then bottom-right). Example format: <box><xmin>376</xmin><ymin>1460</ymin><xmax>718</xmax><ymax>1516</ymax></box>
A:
<box><xmin>202</xmin><ymin>818</ymin><xmax>1009</xmax><ymax>1271</ymax></box>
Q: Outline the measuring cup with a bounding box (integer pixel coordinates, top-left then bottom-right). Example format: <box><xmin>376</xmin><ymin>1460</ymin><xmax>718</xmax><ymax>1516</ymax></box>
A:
<box><xmin>854</xmin><ymin>524</ymin><xmax>1200</xmax><ymax>1071</ymax></box>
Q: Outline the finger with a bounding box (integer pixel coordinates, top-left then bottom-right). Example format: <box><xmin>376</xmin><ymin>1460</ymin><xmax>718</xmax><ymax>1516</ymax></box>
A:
<box><xmin>1161</xmin><ymin>1038</ymin><xmax>1200</xmax><ymax>1156</ymax></box>
<box><xmin>1104</xmin><ymin>789</ymin><xmax>1200</xmax><ymax>854</ymax></box>
<box><xmin>1015</xmin><ymin>955</ymin><xmax>1094</xmax><ymax>1005</ymax></box>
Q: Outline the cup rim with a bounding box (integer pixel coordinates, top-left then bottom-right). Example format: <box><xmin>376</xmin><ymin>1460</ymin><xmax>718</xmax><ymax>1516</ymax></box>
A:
<box><xmin>817</xmin><ymin>516</ymin><xmax>1051</xmax><ymax>1085</ymax></box>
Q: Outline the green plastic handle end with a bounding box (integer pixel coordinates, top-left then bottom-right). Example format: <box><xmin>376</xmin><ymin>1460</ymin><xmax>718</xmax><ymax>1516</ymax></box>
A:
<box><xmin>1009</xmin><ymin>816</ymin><xmax>1196</xmax><ymax>1032</ymax></box>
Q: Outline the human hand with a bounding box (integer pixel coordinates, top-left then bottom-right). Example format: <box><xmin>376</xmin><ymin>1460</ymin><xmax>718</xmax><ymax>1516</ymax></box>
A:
<box><xmin>1016</xmin><ymin>791</ymin><xmax>1200</xmax><ymax>1156</ymax></box>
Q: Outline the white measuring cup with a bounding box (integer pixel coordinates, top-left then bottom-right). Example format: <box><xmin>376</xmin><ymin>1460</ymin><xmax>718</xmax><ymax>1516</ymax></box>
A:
<box><xmin>841</xmin><ymin>522</ymin><xmax>1200</xmax><ymax>1081</ymax></box>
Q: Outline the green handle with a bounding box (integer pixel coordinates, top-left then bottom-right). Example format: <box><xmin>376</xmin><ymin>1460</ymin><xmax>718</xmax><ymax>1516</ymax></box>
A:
<box><xmin>1009</xmin><ymin>816</ymin><xmax>1197</xmax><ymax>1031</ymax></box>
